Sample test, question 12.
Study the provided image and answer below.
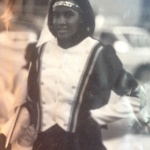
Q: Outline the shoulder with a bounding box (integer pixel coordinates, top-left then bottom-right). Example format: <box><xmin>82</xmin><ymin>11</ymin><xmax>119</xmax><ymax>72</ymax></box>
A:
<box><xmin>95</xmin><ymin>44</ymin><xmax>122</xmax><ymax>68</ymax></box>
<box><xmin>101</xmin><ymin>45</ymin><xmax>118</xmax><ymax>59</ymax></box>
<box><xmin>77</xmin><ymin>36</ymin><xmax>98</xmax><ymax>48</ymax></box>
<box><xmin>93</xmin><ymin>44</ymin><xmax>124</xmax><ymax>89</ymax></box>
<box><xmin>88</xmin><ymin>37</ymin><xmax>118</xmax><ymax>60</ymax></box>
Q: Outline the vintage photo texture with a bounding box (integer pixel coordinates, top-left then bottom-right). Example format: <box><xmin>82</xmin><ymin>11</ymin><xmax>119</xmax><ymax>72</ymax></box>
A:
<box><xmin>0</xmin><ymin>0</ymin><xmax>150</xmax><ymax>150</ymax></box>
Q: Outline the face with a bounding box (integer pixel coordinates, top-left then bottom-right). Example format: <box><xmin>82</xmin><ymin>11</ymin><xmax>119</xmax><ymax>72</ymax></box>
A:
<box><xmin>52</xmin><ymin>6</ymin><xmax>82</xmax><ymax>40</ymax></box>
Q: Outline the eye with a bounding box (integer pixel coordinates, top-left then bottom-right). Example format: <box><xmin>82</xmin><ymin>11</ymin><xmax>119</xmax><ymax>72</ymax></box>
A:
<box><xmin>64</xmin><ymin>11</ymin><xmax>74</xmax><ymax>18</ymax></box>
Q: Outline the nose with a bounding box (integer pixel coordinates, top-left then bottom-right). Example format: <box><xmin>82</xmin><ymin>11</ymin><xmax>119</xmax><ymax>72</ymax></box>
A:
<box><xmin>58</xmin><ymin>15</ymin><xmax>66</xmax><ymax>25</ymax></box>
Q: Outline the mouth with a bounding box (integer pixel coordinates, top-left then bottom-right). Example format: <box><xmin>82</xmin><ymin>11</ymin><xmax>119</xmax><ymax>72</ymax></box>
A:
<box><xmin>57</xmin><ymin>28</ymin><xmax>68</xmax><ymax>34</ymax></box>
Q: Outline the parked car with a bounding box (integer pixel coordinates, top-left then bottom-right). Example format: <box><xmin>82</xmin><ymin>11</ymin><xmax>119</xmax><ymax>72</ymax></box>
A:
<box><xmin>95</xmin><ymin>26</ymin><xmax>150</xmax><ymax>74</ymax></box>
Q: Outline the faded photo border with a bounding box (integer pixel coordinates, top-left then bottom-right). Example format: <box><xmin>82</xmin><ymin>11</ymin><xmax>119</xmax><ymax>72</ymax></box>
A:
<box><xmin>0</xmin><ymin>0</ymin><xmax>150</xmax><ymax>150</ymax></box>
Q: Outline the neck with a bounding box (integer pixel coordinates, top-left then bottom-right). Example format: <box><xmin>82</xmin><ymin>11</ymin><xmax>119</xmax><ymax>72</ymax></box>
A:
<box><xmin>57</xmin><ymin>34</ymin><xmax>85</xmax><ymax>49</ymax></box>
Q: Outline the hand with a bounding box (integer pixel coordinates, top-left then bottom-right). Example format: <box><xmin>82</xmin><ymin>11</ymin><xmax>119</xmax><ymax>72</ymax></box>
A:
<box><xmin>17</xmin><ymin>125</ymin><xmax>37</xmax><ymax>148</ymax></box>
<box><xmin>135</xmin><ymin>86</ymin><xmax>147</xmax><ymax>109</ymax></box>
<box><xmin>128</xmin><ymin>96</ymin><xmax>141</xmax><ymax>113</ymax></box>
<box><xmin>10</xmin><ymin>107</ymin><xmax>30</xmax><ymax>143</ymax></box>
<box><xmin>135</xmin><ymin>117</ymin><xmax>150</xmax><ymax>134</ymax></box>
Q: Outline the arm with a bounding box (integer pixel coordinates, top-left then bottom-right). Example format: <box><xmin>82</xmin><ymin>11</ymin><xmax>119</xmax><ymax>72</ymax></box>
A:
<box><xmin>90</xmin><ymin>86</ymin><xmax>149</xmax><ymax>126</ymax></box>
<box><xmin>90</xmin><ymin>96</ymin><xmax>140</xmax><ymax>125</ymax></box>
<box><xmin>90</xmin><ymin>45</ymin><xmax>148</xmax><ymax>125</ymax></box>
<box><xmin>1</xmin><ymin>106</ymin><xmax>36</xmax><ymax>150</ymax></box>
<box><xmin>0</xmin><ymin>107</ymin><xmax>31</xmax><ymax>149</ymax></box>
<box><xmin>112</xmin><ymin>66</ymin><xmax>148</xmax><ymax>124</ymax></box>
<box><xmin>0</xmin><ymin>48</ymin><xmax>39</xmax><ymax>149</ymax></box>
<box><xmin>11</xmin><ymin>48</ymin><xmax>39</xmax><ymax>150</ymax></box>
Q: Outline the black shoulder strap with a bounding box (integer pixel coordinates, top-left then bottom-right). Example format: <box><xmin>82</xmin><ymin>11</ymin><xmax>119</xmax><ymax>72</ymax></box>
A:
<box><xmin>68</xmin><ymin>42</ymin><xmax>104</xmax><ymax>132</ymax></box>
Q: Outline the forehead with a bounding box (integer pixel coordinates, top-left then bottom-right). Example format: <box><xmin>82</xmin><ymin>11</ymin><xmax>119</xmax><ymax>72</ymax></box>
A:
<box><xmin>53</xmin><ymin>6</ymin><xmax>79</xmax><ymax>13</ymax></box>
<box><xmin>53</xmin><ymin>0</ymin><xmax>77</xmax><ymax>6</ymax></box>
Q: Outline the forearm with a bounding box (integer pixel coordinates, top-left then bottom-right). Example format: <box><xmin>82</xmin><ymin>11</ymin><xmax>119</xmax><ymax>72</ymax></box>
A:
<box><xmin>90</xmin><ymin>96</ymin><xmax>140</xmax><ymax>125</ymax></box>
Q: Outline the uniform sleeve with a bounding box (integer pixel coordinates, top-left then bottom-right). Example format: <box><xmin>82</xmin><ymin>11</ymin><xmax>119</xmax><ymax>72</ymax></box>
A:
<box><xmin>90</xmin><ymin>45</ymin><xmax>149</xmax><ymax>125</ymax></box>
<box><xmin>93</xmin><ymin>45</ymin><xmax>124</xmax><ymax>91</ymax></box>
<box><xmin>90</xmin><ymin>90</ymin><xmax>149</xmax><ymax>126</ymax></box>
<box><xmin>96</xmin><ymin>45</ymin><xmax>147</xmax><ymax>108</ymax></box>
<box><xmin>90</xmin><ymin>96</ymin><xmax>140</xmax><ymax>125</ymax></box>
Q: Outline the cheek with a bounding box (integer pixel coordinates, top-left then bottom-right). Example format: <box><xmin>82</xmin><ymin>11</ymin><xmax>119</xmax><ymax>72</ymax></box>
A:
<box><xmin>72</xmin><ymin>21</ymin><xmax>82</xmax><ymax>34</ymax></box>
<box><xmin>52</xmin><ymin>19</ymin><xmax>58</xmax><ymax>32</ymax></box>
<box><xmin>52</xmin><ymin>19</ymin><xmax>56</xmax><ymax>26</ymax></box>
<box><xmin>71</xmin><ymin>16</ymin><xmax>82</xmax><ymax>30</ymax></box>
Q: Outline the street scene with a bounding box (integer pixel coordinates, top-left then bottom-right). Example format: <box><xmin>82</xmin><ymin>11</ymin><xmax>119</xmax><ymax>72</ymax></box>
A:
<box><xmin>0</xmin><ymin>0</ymin><xmax>150</xmax><ymax>150</ymax></box>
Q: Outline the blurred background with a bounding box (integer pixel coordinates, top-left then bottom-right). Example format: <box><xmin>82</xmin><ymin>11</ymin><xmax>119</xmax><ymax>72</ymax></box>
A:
<box><xmin>0</xmin><ymin>0</ymin><xmax>150</xmax><ymax>149</ymax></box>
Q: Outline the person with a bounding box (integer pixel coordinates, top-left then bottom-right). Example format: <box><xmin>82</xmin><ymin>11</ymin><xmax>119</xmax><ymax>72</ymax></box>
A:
<box><xmin>0</xmin><ymin>42</ymin><xmax>36</xmax><ymax>150</ymax></box>
<box><xmin>1</xmin><ymin>0</ymin><xmax>149</xmax><ymax>150</ymax></box>
<box><xmin>12</xmin><ymin>42</ymin><xmax>36</xmax><ymax>110</ymax></box>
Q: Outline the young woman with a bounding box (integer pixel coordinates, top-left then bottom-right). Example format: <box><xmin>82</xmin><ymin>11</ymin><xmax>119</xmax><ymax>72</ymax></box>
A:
<box><xmin>1</xmin><ymin>0</ymin><xmax>148</xmax><ymax>150</ymax></box>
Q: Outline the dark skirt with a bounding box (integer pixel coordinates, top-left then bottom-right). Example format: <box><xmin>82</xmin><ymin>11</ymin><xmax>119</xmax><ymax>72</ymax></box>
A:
<box><xmin>33</xmin><ymin>124</ymin><xmax>106</xmax><ymax>150</ymax></box>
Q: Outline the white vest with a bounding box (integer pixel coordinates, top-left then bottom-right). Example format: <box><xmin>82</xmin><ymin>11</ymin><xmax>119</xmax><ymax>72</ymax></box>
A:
<box><xmin>40</xmin><ymin>37</ymin><xmax>98</xmax><ymax>131</ymax></box>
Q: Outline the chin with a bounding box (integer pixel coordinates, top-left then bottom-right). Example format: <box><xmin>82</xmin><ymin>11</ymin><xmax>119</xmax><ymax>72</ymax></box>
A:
<box><xmin>57</xmin><ymin>36</ymin><xmax>70</xmax><ymax>41</ymax></box>
<box><xmin>57</xmin><ymin>33</ymin><xmax>73</xmax><ymax>40</ymax></box>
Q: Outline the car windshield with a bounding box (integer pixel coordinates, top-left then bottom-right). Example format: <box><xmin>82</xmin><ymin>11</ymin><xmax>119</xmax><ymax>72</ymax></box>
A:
<box><xmin>123</xmin><ymin>33</ymin><xmax>150</xmax><ymax>48</ymax></box>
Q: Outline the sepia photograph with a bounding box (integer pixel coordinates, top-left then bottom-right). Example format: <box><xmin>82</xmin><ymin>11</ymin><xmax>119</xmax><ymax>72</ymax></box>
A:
<box><xmin>0</xmin><ymin>0</ymin><xmax>150</xmax><ymax>150</ymax></box>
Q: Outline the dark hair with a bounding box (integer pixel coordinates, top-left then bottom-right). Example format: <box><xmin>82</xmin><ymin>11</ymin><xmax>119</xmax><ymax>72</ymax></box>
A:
<box><xmin>48</xmin><ymin>0</ymin><xmax>95</xmax><ymax>39</ymax></box>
